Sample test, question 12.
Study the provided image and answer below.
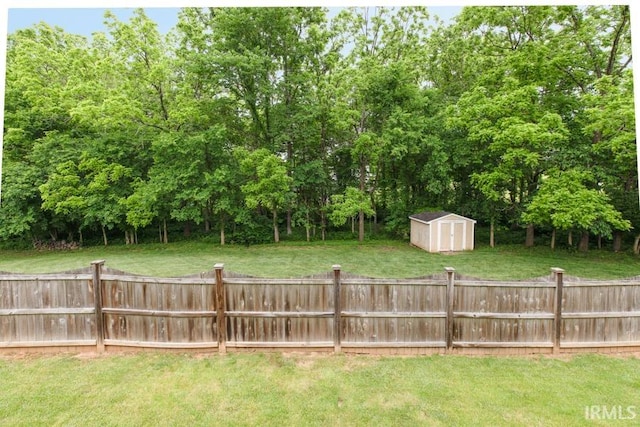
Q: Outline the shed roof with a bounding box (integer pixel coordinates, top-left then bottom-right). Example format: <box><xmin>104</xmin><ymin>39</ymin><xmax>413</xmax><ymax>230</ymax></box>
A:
<box><xmin>409</xmin><ymin>211</ymin><xmax>476</xmax><ymax>224</ymax></box>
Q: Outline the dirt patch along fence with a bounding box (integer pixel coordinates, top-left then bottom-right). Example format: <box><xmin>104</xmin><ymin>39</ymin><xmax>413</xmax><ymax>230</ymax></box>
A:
<box><xmin>1</xmin><ymin>261</ymin><xmax>640</xmax><ymax>354</ymax></box>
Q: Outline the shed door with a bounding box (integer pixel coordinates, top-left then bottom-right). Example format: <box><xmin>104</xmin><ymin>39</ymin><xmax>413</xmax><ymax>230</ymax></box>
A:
<box><xmin>438</xmin><ymin>221</ymin><xmax>466</xmax><ymax>251</ymax></box>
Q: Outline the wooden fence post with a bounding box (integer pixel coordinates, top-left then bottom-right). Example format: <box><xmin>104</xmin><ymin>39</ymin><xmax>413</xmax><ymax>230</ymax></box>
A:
<box><xmin>91</xmin><ymin>260</ymin><xmax>105</xmax><ymax>352</ymax></box>
<box><xmin>215</xmin><ymin>263</ymin><xmax>226</xmax><ymax>354</ymax></box>
<box><xmin>551</xmin><ymin>267</ymin><xmax>565</xmax><ymax>354</ymax></box>
<box><xmin>445</xmin><ymin>267</ymin><xmax>456</xmax><ymax>352</ymax></box>
<box><xmin>333</xmin><ymin>265</ymin><xmax>342</xmax><ymax>353</ymax></box>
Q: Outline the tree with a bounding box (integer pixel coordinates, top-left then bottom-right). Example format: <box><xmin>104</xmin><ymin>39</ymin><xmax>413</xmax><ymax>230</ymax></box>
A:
<box><xmin>78</xmin><ymin>155</ymin><xmax>132</xmax><ymax>246</ymax></box>
<box><xmin>331</xmin><ymin>6</ymin><xmax>438</xmax><ymax>241</ymax></box>
<box><xmin>0</xmin><ymin>160</ymin><xmax>48</xmax><ymax>241</ymax></box>
<box><xmin>37</xmin><ymin>154</ymin><xmax>133</xmax><ymax>246</ymax></box>
<box><xmin>205</xmin><ymin>162</ymin><xmax>243</xmax><ymax>245</ymax></box>
<box><xmin>582</xmin><ymin>72</ymin><xmax>637</xmax><ymax>251</ymax></box>
<box><xmin>522</xmin><ymin>169</ymin><xmax>631</xmax><ymax>251</ymax></box>
<box><xmin>177</xmin><ymin>7</ymin><xmax>332</xmax><ymax>236</ymax></box>
<box><xmin>239</xmin><ymin>149</ymin><xmax>294</xmax><ymax>243</ymax></box>
<box><xmin>449</xmin><ymin>81</ymin><xmax>570</xmax><ymax>245</ymax></box>
<box><xmin>328</xmin><ymin>187</ymin><xmax>375</xmax><ymax>235</ymax></box>
<box><xmin>442</xmin><ymin>6</ymin><xmax>622</xmax><ymax>246</ymax></box>
<box><xmin>120</xmin><ymin>179</ymin><xmax>156</xmax><ymax>244</ymax></box>
<box><xmin>2</xmin><ymin>24</ymin><xmax>93</xmax><ymax>241</ymax></box>
<box><xmin>292</xmin><ymin>160</ymin><xmax>332</xmax><ymax>242</ymax></box>
<box><xmin>38</xmin><ymin>161</ymin><xmax>87</xmax><ymax>243</ymax></box>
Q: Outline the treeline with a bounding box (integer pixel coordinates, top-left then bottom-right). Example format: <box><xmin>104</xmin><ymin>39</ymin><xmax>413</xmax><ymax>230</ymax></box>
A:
<box><xmin>1</xmin><ymin>6</ymin><xmax>637</xmax><ymax>251</ymax></box>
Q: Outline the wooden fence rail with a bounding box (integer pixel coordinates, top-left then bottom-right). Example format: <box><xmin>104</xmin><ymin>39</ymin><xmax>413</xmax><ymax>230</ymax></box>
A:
<box><xmin>1</xmin><ymin>261</ymin><xmax>640</xmax><ymax>354</ymax></box>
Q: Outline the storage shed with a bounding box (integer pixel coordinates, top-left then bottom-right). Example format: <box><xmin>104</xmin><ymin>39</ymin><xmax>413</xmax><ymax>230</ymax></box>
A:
<box><xmin>409</xmin><ymin>211</ymin><xmax>476</xmax><ymax>253</ymax></box>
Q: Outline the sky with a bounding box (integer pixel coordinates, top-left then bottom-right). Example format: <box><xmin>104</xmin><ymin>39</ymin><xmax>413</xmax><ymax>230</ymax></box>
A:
<box><xmin>7</xmin><ymin>8</ymin><xmax>182</xmax><ymax>36</ymax></box>
<box><xmin>5</xmin><ymin>6</ymin><xmax>462</xmax><ymax>38</ymax></box>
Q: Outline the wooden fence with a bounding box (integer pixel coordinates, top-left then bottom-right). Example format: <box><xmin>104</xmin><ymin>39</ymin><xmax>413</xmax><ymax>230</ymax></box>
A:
<box><xmin>1</xmin><ymin>261</ymin><xmax>639</xmax><ymax>354</ymax></box>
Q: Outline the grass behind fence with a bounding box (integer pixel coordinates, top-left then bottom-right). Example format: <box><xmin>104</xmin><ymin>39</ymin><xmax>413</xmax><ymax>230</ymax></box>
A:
<box><xmin>1</xmin><ymin>239</ymin><xmax>639</xmax><ymax>279</ymax></box>
<box><xmin>0</xmin><ymin>352</ymin><xmax>638</xmax><ymax>426</ymax></box>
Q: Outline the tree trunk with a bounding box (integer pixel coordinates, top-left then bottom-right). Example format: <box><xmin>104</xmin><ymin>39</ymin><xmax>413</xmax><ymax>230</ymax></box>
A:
<box><xmin>127</xmin><ymin>229</ymin><xmax>135</xmax><ymax>245</ymax></box>
<box><xmin>273</xmin><ymin>209</ymin><xmax>280</xmax><ymax>243</ymax></box>
<box><xmin>204</xmin><ymin>206</ymin><xmax>211</xmax><ymax>233</ymax></box>
<box><xmin>613</xmin><ymin>231</ymin><xmax>623</xmax><ymax>252</ymax></box>
<box><xmin>183</xmin><ymin>221</ymin><xmax>191</xmax><ymax>237</ymax></box>
<box><xmin>568</xmin><ymin>231</ymin><xmax>573</xmax><ymax>247</ymax></box>
<box><xmin>490</xmin><ymin>219</ymin><xmax>495</xmax><ymax>248</ymax></box>
<box><xmin>551</xmin><ymin>229</ymin><xmax>556</xmax><ymax>250</ymax></box>
<box><xmin>286</xmin><ymin>130</ymin><xmax>293</xmax><ymax>237</ymax></box>
<box><xmin>525</xmin><ymin>224</ymin><xmax>534</xmax><ymax>247</ymax></box>
<box><xmin>163</xmin><ymin>219</ymin><xmax>168</xmax><ymax>244</ymax></box>
<box><xmin>634</xmin><ymin>234</ymin><xmax>640</xmax><ymax>255</ymax></box>
<box><xmin>578</xmin><ymin>231</ymin><xmax>589</xmax><ymax>252</ymax></box>
<box><xmin>359</xmin><ymin>158</ymin><xmax>366</xmax><ymax>242</ymax></box>
<box><xmin>102</xmin><ymin>225</ymin><xmax>108</xmax><ymax>246</ymax></box>
<box><xmin>220</xmin><ymin>215</ymin><xmax>225</xmax><ymax>246</ymax></box>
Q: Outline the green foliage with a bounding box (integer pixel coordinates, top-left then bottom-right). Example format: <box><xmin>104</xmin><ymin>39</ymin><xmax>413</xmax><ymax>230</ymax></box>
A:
<box><xmin>523</xmin><ymin>169</ymin><xmax>631</xmax><ymax>238</ymax></box>
<box><xmin>228</xmin><ymin>214</ymin><xmax>274</xmax><ymax>246</ymax></box>
<box><xmin>37</xmin><ymin>154</ymin><xmax>133</xmax><ymax>244</ymax></box>
<box><xmin>328</xmin><ymin>187</ymin><xmax>374</xmax><ymax>227</ymax></box>
<box><xmin>121</xmin><ymin>179</ymin><xmax>157</xmax><ymax>231</ymax></box>
<box><xmin>39</xmin><ymin>161</ymin><xmax>86</xmax><ymax>219</ymax></box>
<box><xmin>239</xmin><ymin>148</ymin><xmax>293</xmax><ymax>213</ymax></box>
<box><xmin>0</xmin><ymin>160</ymin><xmax>47</xmax><ymax>239</ymax></box>
<box><xmin>237</xmin><ymin>148</ymin><xmax>294</xmax><ymax>243</ymax></box>
<box><xmin>1</xmin><ymin>5</ymin><xmax>636</xmax><ymax>250</ymax></box>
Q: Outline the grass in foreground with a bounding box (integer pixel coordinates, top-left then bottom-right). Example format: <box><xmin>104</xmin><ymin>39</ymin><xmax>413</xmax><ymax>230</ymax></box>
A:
<box><xmin>0</xmin><ymin>239</ymin><xmax>639</xmax><ymax>279</ymax></box>
<box><xmin>0</xmin><ymin>352</ymin><xmax>638</xmax><ymax>426</ymax></box>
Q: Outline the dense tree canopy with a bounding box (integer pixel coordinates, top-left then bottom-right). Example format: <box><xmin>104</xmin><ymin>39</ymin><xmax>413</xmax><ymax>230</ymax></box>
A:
<box><xmin>1</xmin><ymin>6</ymin><xmax>636</xmax><ymax>251</ymax></box>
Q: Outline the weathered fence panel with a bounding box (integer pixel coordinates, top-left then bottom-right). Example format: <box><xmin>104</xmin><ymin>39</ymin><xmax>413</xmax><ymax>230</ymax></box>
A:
<box><xmin>452</xmin><ymin>280</ymin><xmax>556</xmax><ymax>348</ymax></box>
<box><xmin>562</xmin><ymin>280</ymin><xmax>640</xmax><ymax>346</ymax></box>
<box><xmin>0</xmin><ymin>271</ymin><xmax>95</xmax><ymax>347</ymax></box>
<box><xmin>100</xmin><ymin>272</ymin><xmax>218</xmax><ymax>348</ymax></box>
<box><xmin>340</xmin><ymin>277</ymin><xmax>447</xmax><ymax>347</ymax></box>
<box><xmin>224</xmin><ymin>277</ymin><xmax>334</xmax><ymax>348</ymax></box>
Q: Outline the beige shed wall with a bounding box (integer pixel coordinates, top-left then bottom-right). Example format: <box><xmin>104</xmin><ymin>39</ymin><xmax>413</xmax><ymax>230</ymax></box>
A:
<box><xmin>410</xmin><ymin>220</ymin><xmax>431</xmax><ymax>251</ymax></box>
<box><xmin>411</xmin><ymin>214</ymin><xmax>475</xmax><ymax>253</ymax></box>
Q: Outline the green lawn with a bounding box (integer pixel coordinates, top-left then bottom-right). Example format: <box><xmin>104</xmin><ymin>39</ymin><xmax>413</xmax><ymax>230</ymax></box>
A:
<box><xmin>0</xmin><ymin>239</ymin><xmax>639</xmax><ymax>279</ymax></box>
<box><xmin>1</xmin><ymin>240</ymin><xmax>640</xmax><ymax>425</ymax></box>
<box><xmin>0</xmin><ymin>352</ymin><xmax>638</xmax><ymax>426</ymax></box>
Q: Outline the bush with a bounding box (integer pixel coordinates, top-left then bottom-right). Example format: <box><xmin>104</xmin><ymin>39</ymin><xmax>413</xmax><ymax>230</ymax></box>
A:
<box><xmin>228</xmin><ymin>215</ymin><xmax>273</xmax><ymax>245</ymax></box>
